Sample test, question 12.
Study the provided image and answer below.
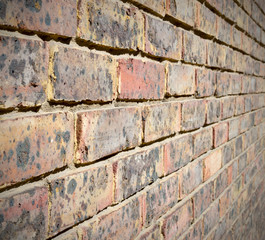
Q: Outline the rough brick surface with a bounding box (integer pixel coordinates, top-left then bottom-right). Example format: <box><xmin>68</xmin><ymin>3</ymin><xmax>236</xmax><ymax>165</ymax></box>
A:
<box><xmin>195</xmin><ymin>68</ymin><xmax>216</xmax><ymax>97</ymax></box>
<box><xmin>193</xmin><ymin>127</ymin><xmax>213</xmax><ymax>159</ymax></box>
<box><xmin>0</xmin><ymin>35</ymin><xmax>48</xmax><ymax>108</ymax></box>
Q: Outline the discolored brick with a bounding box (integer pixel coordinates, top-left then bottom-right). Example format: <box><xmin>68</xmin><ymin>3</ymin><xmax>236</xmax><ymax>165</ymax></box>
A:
<box><xmin>193</xmin><ymin>127</ymin><xmax>213</xmax><ymax>159</ymax></box>
<box><xmin>214</xmin><ymin>169</ymin><xmax>228</xmax><ymax>198</ymax></box>
<box><xmin>206</xmin><ymin>99</ymin><xmax>221</xmax><ymax>124</ymax></box>
<box><xmin>195</xmin><ymin>68</ymin><xmax>216</xmax><ymax>97</ymax></box>
<box><xmin>213</xmin><ymin>122</ymin><xmax>228</xmax><ymax>147</ymax></box>
<box><xmin>221</xmin><ymin>97</ymin><xmax>235</xmax><ymax>120</ymax></box>
<box><xmin>132</xmin><ymin>0</ymin><xmax>166</xmax><ymax>16</ymax></box>
<box><xmin>203</xmin><ymin>202</ymin><xmax>219</xmax><ymax>236</ymax></box>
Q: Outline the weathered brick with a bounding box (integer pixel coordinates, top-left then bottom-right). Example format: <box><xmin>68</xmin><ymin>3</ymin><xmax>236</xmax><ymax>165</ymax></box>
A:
<box><xmin>207</xmin><ymin>42</ymin><xmax>226</xmax><ymax>68</ymax></box>
<box><xmin>81</xmin><ymin>196</ymin><xmax>143</xmax><ymax>240</ymax></box>
<box><xmin>203</xmin><ymin>202</ymin><xmax>219</xmax><ymax>236</ymax></box>
<box><xmin>235</xmin><ymin>96</ymin><xmax>245</xmax><ymax>115</ymax></box>
<box><xmin>143</xmin><ymin>102</ymin><xmax>180</xmax><ymax>142</ymax></box>
<box><xmin>213</xmin><ymin>122</ymin><xmax>228</xmax><ymax>147</ymax></box>
<box><xmin>77</xmin><ymin>0</ymin><xmax>144</xmax><ymax>50</ymax></box>
<box><xmin>231</xmin><ymin>176</ymin><xmax>243</xmax><ymax>201</ymax></box>
<box><xmin>242</xmin><ymin>34</ymin><xmax>252</xmax><ymax>55</ymax></box>
<box><xmin>178</xmin><ymin>219</ymin><xmax>203</xmax><ymax>240</ymax></box>
<box><xmin>144</xmin><ymin>173</ymin><xmax>178</xmax><ymax>226</ymax></box>
<box><xmin>0</xmin><ymin>35</ymin><xmax>48</xmax><ymax>108</ymax></box>
<box><xmin>132</xmin><ymin>0</ymin><xmax>166</xmax><ymax>16</ymax></box>
<box><xmin>145</xmin><ymin>14</ymin><xmax>182</xmax><ymax>59</ymax></box>
<box><xmin>114</xmin><ymin>145</ymin><xmax>163</xmax><ymax>202</ymax></box>
<box><xmin>136</xmin><ymin>224</ymin><xmax>162</xmax><ymax>240</ymax></box>
<box><xmin>235</xmin><ymin>135</ymin><xmax>243</xmax><ymax>157</ymax></box>
<box><xmin>0</xmin><ymin>0</ymin><xmax>76</xmax><ymax>36</ymax></box>
<box><xmin>244</xmin><ymin>96</ymin><xmax>252</xmax><ymax>113</ymax></box>
<box><xmin>238</xmin><ymin>152</ymin><xmax>247</xmax><ymax>174</ymax></box>
<box><xmin>195</xmin><ymin>2</ymin><xmax>217</xmax><ymax>36</ymax></box>
<box><xmin>161</xmin><ymin>200</ymin><xmax>193</xmax><ymax>239</ymax></box>
<box><xmin>229</xmin><ymin>117</ymin><xmax>241</xmax><ymax>140</ymax></box>
<box><xmin>183</xmin><ymin>31</ymin><xmax>206</xmax><ymax>65</ymax></box>
<box><xmin>219</xmin><ymin>188</ymin><xmax>231</xmax><ymax>218</ymax></box>
<box><xmin>223</xmin><ymin>0</ymin><xmax>236</xmax><ymax>22</ymax></box>
<box><xmin>217</xmin><ymin>16</ymin><xmax>232</xmax><ymax>45</ymax></box>
<box><xmin>181</xmin><ymin>100</ymin><xmax>206</xmax><ymax>131</ymax></box>
<box><xmin>50</xmin><ymin>44</ymin><xmax>117</xmax><ymax>102</ymax></box>
<box><xmin>216</xmin><ymin>72</ymin><xmax>241</xmax><ymax>97</ymax></box>
<box><xmin>75</xmin><ymin>106</ymin><xmax>142</xmax><ymax>163</ymax></box>
<box><xmin>221</xmin><ymin>141</ymin><xmax>235</xmax><ymax>165</ymax></box>
<box><xmin>193</xmin><ymin>127</ymin><xmax>213</xmax><ymax>159</ymax></box>
<box><xmin>167</xmin><ymin>63</ymin><xmax>195</xmax><ymax>96</ymax></box>
<box><xmin>48</xmin><ymin>163</ymin><xmax>113</xmax><ymax>236</ymax></box>
<box><xmin>232</xmin><ymin>27</ymin><xmax>243</xmax><ymax>50</ymax></box>
<box><xmin>221</xmin><ymin>97</ymin><xmax>235</xmax><ymax>120</ymax></box>
<box><xmin>0</xmin><ymin>183</ymin><xmax>48</xmax><ymax>239</ymax></box>
<box><xmin>203</xmin><ymin>149</ymin><xmax>222</xmax><ymax>181</ymax></box>
<box><xmin>180</xmin><ymin>158</ymin><xmax>203</xmax><ymax>196</ymax></box>
<box><xmin>214</xmin><ymin>169</ymin><xmax>228</xmax><ymax>198</ymax></box>
<box><xmin>206</xmin><ymin>99</ymin><xmax>221</xmax><ymax>124</ymax></box>
<box><xmin>164</xmin><ymin>134</ymin><xmax>193</xmax><ymax>175</ymax></box>
<box><xmin>166</xmin><ymin>0</ymin><xmax>196</xmax><ymax>26</ymax></box>
<box><xmin>118</xmin><ymin>58</ymin><xmax>165</xmax><ymax>100</ymax></box>
<box><xmin>0</xmin><ymin>112</ymin><xmax>73</xmax><ymax>187</ymax></box>
<box><xmin>195</xmin><ymin>68</ymin><xmax>216</xmax><ymax>97</ymax></box>
<box><xmin>193</xmin><ymin>182</ymin><xmax>214</xmax><ymax>219</ymax></box>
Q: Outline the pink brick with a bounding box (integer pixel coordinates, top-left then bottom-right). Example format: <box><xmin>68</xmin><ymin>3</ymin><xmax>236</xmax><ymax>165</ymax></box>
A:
<box><xmin>203</xmin><ymin>149</ymin><xmax>222</xmax><ymax>181</ymax></box>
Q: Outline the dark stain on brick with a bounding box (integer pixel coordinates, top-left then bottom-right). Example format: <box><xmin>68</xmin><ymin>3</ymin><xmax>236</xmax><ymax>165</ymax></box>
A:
<box><xmin>0</xmin><ymin>2</ymin><xmax>6</xmax><ymax>19</ymax></box>
<box><xmin>25</xmin><ymin>0</ymin><xmax>42</xmax><ymax>13</ymax></box>
<box><xmin>13</xmin><ymin>39</ymin><xmax>21</xmax><ymax>54</ymax></box>
<box><xmin>0</xmin><ymin>53</ymin><xmax>7</xmax><ymax>71</ymax></box>
<box><xmin>36</xmin><ymin>163</ymin><xmax>41</xmax><ymax>170</ymax></box>
<box><xmin>9</xmin><ymin>59</ymin><xmax>26</xmax><ymax>79</ymax></box>
<box><xmin>45</xmin><ymin>12</ymin><xmax>51</xmax><ymax>26</ymax></box>
<box><xmin>16</xmin><ymin>137</ymin><xmax>30</xmax><ymax>169</ymax></box>
<box><xmin>67</xmin><ymin>179</ymin><xmax>77</xmax><ymax>194</ymax></box>
<box><xmin>62</xmin><ymin>131</ymin><xmax>70</xmax><ymax>143</ymax></box>
<box><xmin>60</xmin><ymin>146</ymin><xmax>66</xmax><ymax>157</ymax></box>
<box><xmin>52</xmin><ymin>179</ymin><xmax>65</xmax><ymax>199</ymax></box>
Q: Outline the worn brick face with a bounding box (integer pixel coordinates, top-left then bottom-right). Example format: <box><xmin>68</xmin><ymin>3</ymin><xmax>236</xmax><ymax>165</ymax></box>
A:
<box><xmin>206</xmin><ymin>99</ymin><xmax>221</xmax><ymax>124</ymax></box>
<box><xmin>195</xmin><ymin>68</ymin><xmax>216</xmax><ymax>97</ymax></box>
<box><xmin>213</xmin><ymin>122</ymin><xmax>229</xmax><ymax>147</ymax></box>
<box><xmin>75</xmin><ymin>107</ymin><xmax>142</xmax><ymax>163</ymax></box>
<box><xmin>193</xmin><ymin>127</ymin><xmax>213</xmax><ymax>159</ymax></box>
<box><xmin>0</xmin><ymin>35</ymin><xmax>48</xmax><ymax>108</ymax></box>
<box><xmin>0</xmin><ymin>112</ymin><xmax>73</xmax><ymax>187</ymax></box>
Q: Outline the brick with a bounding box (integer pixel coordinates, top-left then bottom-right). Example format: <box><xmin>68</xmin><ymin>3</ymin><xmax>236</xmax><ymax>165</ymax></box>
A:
<box><xmin>242</xmin><ymin>34</ymin><xmax>252</xmax><ymax>55</ymax></box>
<box><xmin>227</xmin><ymin>160</ymin><xmax>238</xmax><ymax>185</ymax></box>
<box><xmin>203</xmin><ymin>149</ymin><xmax>222</xmax><ymax>181</ymax></box>
<box><xmin>143</xmin><ymin>102</ymin><xmax>180</xmax><ymax>142</ymax></box>
<box><xmin>50</xmin><ymin>45</ymin><xmax>117</xmax><ymax>102</ymax></box>
<box><xmin>221</xmin><ymin>97</ymin><xmax>235</xmax><ymax>120</ymax></box>
<box><xmin>0</xmin><ymin>35</ymin><xmax>48</xmax><ymax>108</ymax></box>
<box><xmin>81</xmin><ymin>196</ymin><xmax>143</xmax><ymax>240</ymax></box>
<box><xmin>75</xmin><ymin>106</ymin><xmax>142</xmax><ymax>163</ymax></box>
<box><xmin>0</xmin><ymin>0</ymin><xmax>76</xmax><ymax>36</ymax></box>
<box><xmin>214</xmin><ymin>169</ymin><xmax>228</xmax><ymax>198</ymax></box>
<box><xmin>178</xmin><ymin>219</ymin><xmax>203</xmax><ymax>240</ymax></box>
<box><xmin>206</xmin><ymin>99</ymin><xmax>221</xmax><ymax>124</ymax></box>
<box><xmin>235</xmin><ymin>136</ymin><xmax>243</xmax><ymax>157</ymax></box>
<box><xmin>77</xmin><ymin>0</ymin><xmax>144</xmax><ymax>50</ymax></box>
<box><xmin>244</xmin><ymin>96</ymin><xmax>252</xmax><ymax>113</ymax></box>
<box><xmin>48</xmin><ymin>163</ymin><xmax>113</xmax><ymax>236</ymax></box>
<box><xmin>229</xmin><ymin>117</ymin><xmax>241</xmax><ymax>140</ymax></box>
<box><xmin>114</xmin><ymin>146</ymin><xmax>163</xmax><ymax>202</ymax></box>
<box><xmin>213</xmin><ymin>122</ymin><xmax>228</xmax><ymax>147</ymax></box>
<box><xmin>136</xmin><ymin>224</ymin><xmax>162</xmax><ymax>240</ymax></box>
<box><xmin>241</xmin><ymin>76</ymin><xmax>256</xmax><ymax>94</ymax></box>
<box><xmin>207</xmin><ymin>42</ymin><xmax>225</xmax><ymax>68</ymax></box>
<box><xmin>231</xmin><ymin>176</ymin><xmax>243</xmax><ymax>201</ymax></box>
<box><xmin>238</xmin><ymin>152</ymin><xmax>247</xmax><ymax>174</ymax></box>
<box><xmin>219</xmin><ymin>188</ymin><xmax>231</xmax><ymax>218</ymax></box>
<box><xmin>216</xmin><ymin>72</ymin><xmax>239</xmax><ymax>97</ymax></box>
<box><xmin>145</xmin><ymin>14</ymin><xmax>182</xmax><ymax>59</ymax></box>
<box><xmin>230</xmin><ymin>73</ymin><xmax>241</xmax><ymax>94</ymax></box>
<box><xmin>180</xmin><ymin>158</ymin><xmax>203</xmax><ymax>196</ymax></box>
<box><xmin>167</xmin><ymin>63</ymin><xmax>195</xmax><ymax>96</ymax></box>
<box><xmin>195</xmin><ymin>68</ymin><xmax>216</xmax><ymax>97</ymax></box>
<box><xmin>183</xmin><ymin>31</ymin><xmax>206</xmax><ymax>65</ymax></box>
<box><xmin>232</xmin><ymin>27</ymin><xmax>243</xmax><ymax>50</ymax></box>
<box><xmin>193</xmin><ymin>127</ymin><xmax>213</xmax><ymax>159</ymax></box>
<box><xmin>222</xmin><ymin>141</ymin><xmax>235</xmax><ymax>165</ymax></box>
<box><xmin>0</xmin><ymin>112</ymin><xmax>73</xmax><ymax>187</ymax></box>
<box><xmin>223</xmin><ymin>0</ymin><xmax>236</xmax><ymax>22</ymax></box>
<box><xmin>144</xmin><ymin>174</ymin><xmax>178</xmax><ymax>226</ymax></box>
<box><xmin>203</xmin><ymin>202</ymin><xmax>219</xmax><ymax>236</ymax></box>
<box><xmin>0</xmin><ymin>183</ymin><xmax>48</xmax><ymax>239</ymax></box>
<box><xmin>217</xmin><ymin>16</ymin><xmax>232</xmax><ymax>45</ymax></box>
<box><xmin>193</xmin><ymin>182</ymin><xmax>214</xmax><ymax>219</ymax></box>
<box><xmin>53</xmin><ymin>230</ymin><xmax>78</xmax><ymax>240</ymax></box>
<box><xmin>195</xmin><ymin>2</ymin><xmax>217</xmax><ymax>36</ymax></box>
<box><xmin>181</xmin><ymin>100</ymin><xmax>206</xmax><ymax>131</ymax></box>
<box><xmin>132</xmin><ymin>0</ymin><xmax>166</xmax><ymax>16</ymax></box>
<box><xmin>161</xmin><ymin>200</ymin><xmax>193</xmax><ymax>239</ymax></box>
<box><xmin>166</xmin><ymin>0</ymin><xmax>196</xmax><ymax>26</ymax></box>
<box><xmin>164</xmin><ymin>134</ymin><xmax>193</xmax><ymax>175</ymax></box>
<box><xmin>223</xmin><ymin>46</ymin><xmax>234</xmax><ymax>70</ymax></box>
<box><xmin>235</xmin><ymin>96</ymin><xmax>245</xmax><ymax>115</ymax></box>
<box><xmin>118</xmin><ymin>58</ymin><xmax>165</xmax><ymax>100</ymax></box>
<box><xmin>206</xmin><ymin>0</ymin><xmax>223</xmax><ymax>13</ymax></box>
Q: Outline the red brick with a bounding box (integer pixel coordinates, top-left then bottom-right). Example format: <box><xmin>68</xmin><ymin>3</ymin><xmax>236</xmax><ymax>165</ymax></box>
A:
<box><xmin>143</xmin><ymin>102</ymin><xmax>180</xmax><ymax>142</ymax></box>
<box><xmin>77</xmin><ymin>0</ymin><xmax>144</xmax><ymax>50</ymax></box>
<box><xmin>195</xmin><ymin>2</ymin><xmax>217</xmax><ymax>36</ymax></box>
<box><xmin>193</xmin><ymin>182</ymin><xmax>214</xmax><ymax>219</ymax></box>
<box><xmin>0</xmin><ymin>112</ymin><xmax>73</xmax><ymax>187</ymax></box>
<box><xmin>161</xmin><ymin>200</ymin><xmax>193</xmax><ymax>239</ymax></box>
<box><xmin>75</xmin><ymin>106</ymin><xmax>142</xmax><ymax>163</ymax></box>
<box><xmin>118</xmin><ymin>58</ymin><xmax>165</xmax><ymax>100</ymax></box>
<box><xmin>178</xmin><ymin>219</ymin><xmax>203</xmax><ymax>240</ymax></box>
<box><xmin>166</xmin><ymin>0</ymin><xmax>196</xmax><ymax>26</ymax></box>
<box><xmin>193</xmin><ymin>127</ymin><xmax>213</xmax><ymax>159</ymax></box>
<box><xmin>0</xmin><ymin>0</ymin><xmax>76</xmax><ymax>36</ymax></box>
<box><xmin>221</xmin><ymin>97</ymin><xmax>235</xmax><ymax>120</ymax></box>
<box><xmin>81</xmin><ymin>196</ymin><xmax>143</xmax><ymax>240</ymax></box>
<box><xmin>213</xmin><ymin>122</ymin><xmax>229</xmax><ymax>147</ymax></box>
<box><xmin>145</xmin><ymin>14</ymin><xmax>182</xmax><ymax>59</ymax></box>
<box><xmin>229</xmin><ymin>117</ymin><xmax>241</xmax><ymax>140</ymax></box>
<box><xmin>219</xmin><ymin>188</ymin><xmax>231</xmax><ymax>218</ymax></box>
<box><xmin>49</xmin><ymin>44</ymin><xmax>117</xmax><ymax>102</ymax></box>
<box><xmin>214</xmin><ymin>169</ymin><xmax>228</xmax><ymax>198</ymax></box>
<box><xmin>48</xmin><ymin>163</ymin><xmax>113</xmax><ymax>236</ymax></box>
<box><xmin>195</xmin><ymin>68</ymin><xmax>216</xmax><ymax>97</ymax></box>
<box><xmin>0</xmin><ymin>35</ymin><xmax>48</xmax><ymax>108</ymax></box>
<box><xmin>114</xmin><ymin>145</ymin><xmax>163</xmax><ymax>202</ymax></box>
<box><xmin>181</xmin><ymin>100</ymin><xmax>206</xmax><ymax>131</ymax></box>
<box><xmin>203</xmin><ymin>202</ymin><xmax>219</xmax><ymax>236</ymax></box>
<box><xmin>167</xmin><ymin>63</ymin><xmax>195</xmax><ymax>96</ymax></box>
<box><xmin>164</xmin><ymin>134</ymin><xmax>193</xmax><ymax>175</ymax></box>
<box><xmin>0</xmin><ymin>183</ymin><xmax>48</xmax><ymax>239</ymax></box>
<box><xmin>235</xmin><ymin>96</ymin><xmax>245</xmax><ymax>115</ymax></box>
<box><xmin>217</xmin><ymin>16</ymin><xmax>232</xmax><ymax>45</ymax></box>
<box><xmin>183</xmin><ymin>31</ymin><xmax>206</xmax><ymax>65</ymax></box>
<box><xmin>144</xmin><ymin>173</ymin><xmax>178</xmax><ymax>226</ymax></box>
<box><xmin>180</xmin><ymin>158</ymin><xmax>203</xmax><ymax>196</ymax></box>
<box><xmin>206</xmin><ymin>99</ymin><xmax>221</xmax><ymax>124</ymax></box>
<box><xmin>203</xmin><ymin>149</ymin><xmax>222</xmax><ymax>181</ymax></box>
<box><xmin>136</xmin><ymin>224</ymin><xmax>162</xmax><ymax>240</ymax></box>
<box><xmin>132</xmin><ymin>0</ymin><xmax>166</xmax><ymax>16</ymax></box>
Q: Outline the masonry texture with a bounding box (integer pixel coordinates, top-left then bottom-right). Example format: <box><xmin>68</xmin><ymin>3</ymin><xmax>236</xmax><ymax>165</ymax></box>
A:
<box><xmin>0</xmin><ymin>0</ymin><xmax>265</xmax><ymax>239</ymax></box>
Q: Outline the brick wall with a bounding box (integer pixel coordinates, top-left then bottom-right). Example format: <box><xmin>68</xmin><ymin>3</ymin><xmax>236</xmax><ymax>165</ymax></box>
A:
<box><xmin>0</xmin><ymin>0</ymin><xmax>265</xmax><ymax>239</ymax></box>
